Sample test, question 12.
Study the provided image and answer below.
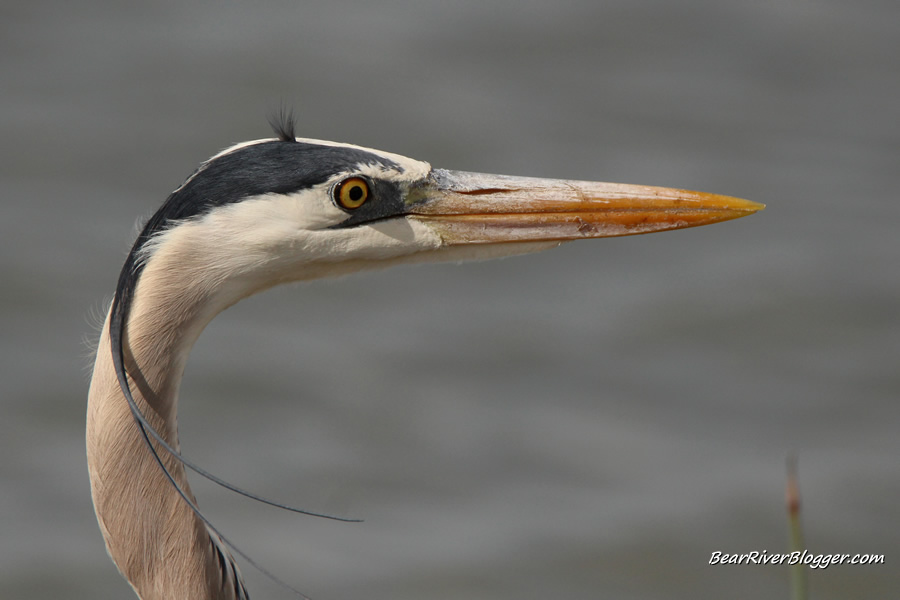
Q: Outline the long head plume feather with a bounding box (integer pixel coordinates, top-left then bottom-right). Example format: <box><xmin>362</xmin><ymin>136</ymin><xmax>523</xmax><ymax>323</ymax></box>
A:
<box><xmin>107</xmin><ymin>115</ymin><xmax>359</xmax><ymax>598</ymax></box>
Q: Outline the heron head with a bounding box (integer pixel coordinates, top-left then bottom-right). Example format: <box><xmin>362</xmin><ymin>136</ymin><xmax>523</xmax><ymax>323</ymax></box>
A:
<box><xmin>135</xmin><ymin>133</ymin><xmax>762</xmax><ymax>289</ymax></box>
<box><xmin>117</xmin><ymin>128</ymin><xmax>763</xmax><ymax>344</ymax></box>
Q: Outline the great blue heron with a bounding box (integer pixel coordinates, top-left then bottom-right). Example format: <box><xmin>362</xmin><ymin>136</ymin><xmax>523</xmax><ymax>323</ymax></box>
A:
<box><xmin>86</xmin><ymin>118</ymin><xmax>763</xmax><ymax>600</ymax></box>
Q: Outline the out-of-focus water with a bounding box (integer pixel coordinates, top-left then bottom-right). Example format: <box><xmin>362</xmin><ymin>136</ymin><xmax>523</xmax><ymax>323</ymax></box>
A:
<box><xmin>2</xmin><ymin>1</ymin><xmax>899</xmax><ymax>598</ymax></box>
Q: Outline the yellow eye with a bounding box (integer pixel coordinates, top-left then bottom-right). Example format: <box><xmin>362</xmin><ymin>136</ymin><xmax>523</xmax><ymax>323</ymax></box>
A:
<box><xmin>335</xmin><ymin>177</ymin><xmax>370</xmax><ymax>210</ymax></box>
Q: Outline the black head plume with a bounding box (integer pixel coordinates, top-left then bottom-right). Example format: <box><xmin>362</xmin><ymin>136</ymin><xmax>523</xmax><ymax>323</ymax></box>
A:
<box><xmin>268</xmin><ymin>105</ymin><xmax>297</xmax><ymax>142</ymax></box>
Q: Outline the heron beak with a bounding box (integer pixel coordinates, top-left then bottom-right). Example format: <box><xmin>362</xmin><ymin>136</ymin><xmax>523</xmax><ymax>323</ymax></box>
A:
<box><xmin>407</xmin><ymin>169</ymin><xmax>764</xmax><ymax>245</ymax></box>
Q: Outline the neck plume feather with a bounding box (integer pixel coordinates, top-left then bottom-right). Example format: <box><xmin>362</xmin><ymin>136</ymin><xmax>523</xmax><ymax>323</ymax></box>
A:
<box><xmin>85</xmin><ymin>188</ymin><xmax>453</xmax><ymax>598</ymax></box>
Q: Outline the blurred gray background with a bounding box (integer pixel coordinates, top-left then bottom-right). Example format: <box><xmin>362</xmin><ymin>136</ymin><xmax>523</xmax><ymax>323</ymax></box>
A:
<box><xmin>2</xmin><ymin>1</ymin><xmax>898</xmax><ymax>598</ymax></box>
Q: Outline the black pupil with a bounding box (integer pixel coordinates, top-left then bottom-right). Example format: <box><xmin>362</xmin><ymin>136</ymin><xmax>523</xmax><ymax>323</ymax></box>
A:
<box><xmin>348</xmin><ymin>185</ymin><xmax>364</xmax><ymax>201</ymax></box>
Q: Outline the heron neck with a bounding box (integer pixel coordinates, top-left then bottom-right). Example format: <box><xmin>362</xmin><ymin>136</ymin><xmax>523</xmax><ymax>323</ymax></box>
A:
<box><xmin>86</xmin><ymin>285</ymin><xmax>238</xmax><ymax>599</ymax></box>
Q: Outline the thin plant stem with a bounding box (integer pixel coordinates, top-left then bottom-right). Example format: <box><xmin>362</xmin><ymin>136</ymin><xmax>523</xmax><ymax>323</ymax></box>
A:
<box><xmin>786</xmin><ymin>455</ymin><xmax>807</xmax><ymax>600</ymax></box>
